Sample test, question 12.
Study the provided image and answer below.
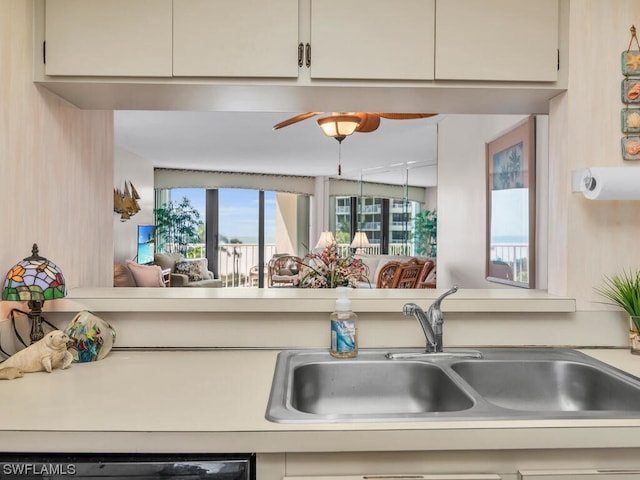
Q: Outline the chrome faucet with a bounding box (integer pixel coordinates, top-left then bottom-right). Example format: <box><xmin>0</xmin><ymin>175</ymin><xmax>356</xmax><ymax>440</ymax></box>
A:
<box><xmin>404</xmin><ymin>285</ymin><xmax>459</xmax><ymax>353</ymax></box>
<box><xmin>387</xmin><ymin>286</ymin><xmax>481</xmax><ymax>360</ymax></box>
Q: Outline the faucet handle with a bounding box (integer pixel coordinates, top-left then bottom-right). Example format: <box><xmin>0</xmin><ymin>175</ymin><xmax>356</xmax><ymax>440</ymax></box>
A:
<box><xmin>402</xmin><ymin>303</ymin><xmax>420</xmax><ymax>316</ymax></box>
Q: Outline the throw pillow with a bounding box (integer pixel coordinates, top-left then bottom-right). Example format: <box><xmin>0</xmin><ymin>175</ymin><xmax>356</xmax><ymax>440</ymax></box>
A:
<box><xmin>125</xmin><ymin>260</ymin><xmax>166</xmax><ymax>287</ymax></box>
<box><xmin>174</xmin><ymin>259</ymin><xmax>206</xmax><ymax>282</ymax></box>
<box><xmin>113</xmin><ymin>263</ymin><xmax>136</xmax><ymax>287</ymax></box>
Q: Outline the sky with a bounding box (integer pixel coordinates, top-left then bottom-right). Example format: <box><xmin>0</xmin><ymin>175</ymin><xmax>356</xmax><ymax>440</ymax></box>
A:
<box><xmin>490</xmin><ymin>188</ymin><xmax>529</xmax><ymax>243</ymax></box>
<box><xmin>171</xmin><ymin>188</ymin><xmax>277</xmax><ymax>244</ymax></box>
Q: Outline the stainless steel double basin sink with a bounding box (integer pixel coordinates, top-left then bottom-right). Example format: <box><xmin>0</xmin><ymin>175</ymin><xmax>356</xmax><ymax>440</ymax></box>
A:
<box><xmin>265</xmin><ymin>348</ymin><xmax>640</xmax><ymax>423</ymax></box>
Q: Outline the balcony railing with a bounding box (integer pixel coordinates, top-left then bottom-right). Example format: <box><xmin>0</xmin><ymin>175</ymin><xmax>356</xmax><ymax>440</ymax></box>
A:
<box><xmin>359</xmin><ymin>205</ymin><xmax>381</xmax><ymax>214</ymax></box>
<box><xmin>217</xmin><ymin>243</ymin><xmax>277</xmax><ymax>287</ymax></box>
<box><xmin>489</xmin><ymin>243</ymin><xmax>530</xmax><ymax>283</ymax></box>
<box><xmin>167</xmin><ymin>241</ymin><xmax>419</xmax><ymax>287</ymax></box>
<box><xmin>334</xmin><ymin>243</ymin><xmax>413</xmax><ymax>257</ymax></box>
<box><xmin>167</xmin><ymin>243</ymin><xmax>276</xmax><ymax>288</ymax></box>
<box><xmin>390</xmin><ymin>221</ymin><xmax>411</xmax><ymax>228</ymax></box>
<box><xmin>361</xmin><ymin>222</ymin><xmax>381</xmax><ymax>230</ymax></box>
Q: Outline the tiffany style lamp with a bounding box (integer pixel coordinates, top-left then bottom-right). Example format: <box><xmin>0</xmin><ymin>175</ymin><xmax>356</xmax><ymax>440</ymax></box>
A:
<box><xmin>2</xmin><ymin>244</ymin><xmax>66</xmax><ymax>343</ymax></box>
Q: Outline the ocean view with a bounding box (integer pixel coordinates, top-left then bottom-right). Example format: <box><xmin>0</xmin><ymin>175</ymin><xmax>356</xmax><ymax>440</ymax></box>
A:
<box><xmin>171</xmin><ymin>188</ymin><xmax>277</xmax><ymax>244</ymax></box>
<box><xmin>491</xmin><ymin>235</ymin><xmax>528</xmax><ymax>245</ymax></box>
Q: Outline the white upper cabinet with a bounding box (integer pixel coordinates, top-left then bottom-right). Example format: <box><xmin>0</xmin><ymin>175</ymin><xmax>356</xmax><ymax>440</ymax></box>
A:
<box><xmin>41</xmin><ymin>0</ymin><xmax>561</xmax><ymax>83</ymax></box>
<box><xmin>44</xmin><ymin>0</ymin><xmax>172</xmax><ymax>77</ymax></box>
<box><xmin>309</xmin><ymin>0</ymin><xmax>435</xmax><ymax>80</ymax></box>
<box><xmin>173</xmin><ymin>0</ymin><xmax>299</xmax><ymax>78</ymax></box>
<box><xmin>435</xmin><ymin>0</ymin><xmax>559</xmax><ymax>82</ymax></box>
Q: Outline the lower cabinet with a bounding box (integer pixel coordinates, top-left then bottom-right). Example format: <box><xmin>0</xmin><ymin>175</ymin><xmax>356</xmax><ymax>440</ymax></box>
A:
<box><xmin>285</xmin><ymin>476</ymin><xmax>501</xmax><ymax>480</ymax></box>
<box><xmin>280</xmin><ymin>470</ymin><xmax>640</xmax><ymax>480</ymax></box>
<box><xmin>278</xmin><ymin>452</ymin><xmax>640</xmax><ymax>480</ymax></box>
<box><xmin>520</xmin><ymin>471</ymin><xmax>640</xmax><ymax>479</ymax></box>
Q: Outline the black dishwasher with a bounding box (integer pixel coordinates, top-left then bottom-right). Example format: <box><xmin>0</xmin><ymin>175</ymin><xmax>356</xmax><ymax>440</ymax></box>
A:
<box><xmin>0</xmin><ymin>453</ymin><xmax>255</xmax><ymax>480</ymax></box>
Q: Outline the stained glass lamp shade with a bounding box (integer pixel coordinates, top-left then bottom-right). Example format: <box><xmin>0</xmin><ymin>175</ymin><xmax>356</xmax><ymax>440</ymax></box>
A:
<box><xmin>2</xmin><ymin>244</ymin><xmax>66</xmax><ymax>343</ymax></box>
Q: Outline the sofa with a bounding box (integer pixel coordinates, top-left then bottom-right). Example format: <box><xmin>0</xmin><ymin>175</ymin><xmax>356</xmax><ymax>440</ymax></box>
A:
<box><xmin>153</xmin><ymin>252</ymin><xmax>222</xmax><ymax>288</ymax></box>
<box><xmin>354</xmin><ymin>254</ymin><xmax>436</xmax><ymax>288</ymax></box>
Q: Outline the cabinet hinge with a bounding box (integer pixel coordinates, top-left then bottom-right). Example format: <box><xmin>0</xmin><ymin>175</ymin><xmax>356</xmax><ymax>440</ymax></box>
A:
<box><xmin>43</xmin><ymin>41</ymin><xmax>46</xmax><ymax>65</ymax></box>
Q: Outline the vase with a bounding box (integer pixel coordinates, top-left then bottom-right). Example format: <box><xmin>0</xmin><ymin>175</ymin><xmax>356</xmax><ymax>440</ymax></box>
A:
<box><xmin>630</xmin><ymin>316</ymin><xmax>640</xmax><ymax>355</ymax></box>
<box><xmin>64</xmin><ymin>310</ymin><xmax>116</xmax><ymax>362</ymax></box>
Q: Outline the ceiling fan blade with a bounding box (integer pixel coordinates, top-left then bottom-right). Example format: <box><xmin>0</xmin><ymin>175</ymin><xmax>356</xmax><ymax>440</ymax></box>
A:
<box><xmin>377</xmin><ymin>113</ymin><xmax>438</xmax><ymax>120</ymax></box>
<box><xmin>273</xmin><ymin>112</ymin><xmax>322</xmax><ymax>130</ymax></box>
<box><xmin>354</xmin><ymin>113</ymin><xmax>381</xmax><ymax>133</ymax></box>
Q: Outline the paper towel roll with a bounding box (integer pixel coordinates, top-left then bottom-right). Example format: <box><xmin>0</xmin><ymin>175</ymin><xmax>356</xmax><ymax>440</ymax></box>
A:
<box><xmin>582</xmin><ymin>167</ymin><xmax>640</xmax><ymax>200</ymax></box>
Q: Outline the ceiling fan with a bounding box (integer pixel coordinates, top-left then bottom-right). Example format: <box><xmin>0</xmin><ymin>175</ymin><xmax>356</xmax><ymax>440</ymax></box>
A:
<box><xmin>273</xmin><ymin>112</ymin><xmax>437</xmax><ymax>176</ymax></box>
<box><xmin>273</xmin><ymin>112</ymin><xmax>437</xmax><ymax>137</ymax></box>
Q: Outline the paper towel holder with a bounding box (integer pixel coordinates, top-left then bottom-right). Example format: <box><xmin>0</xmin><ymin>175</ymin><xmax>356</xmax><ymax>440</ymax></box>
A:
<box><xmin>572</xmin><ymin>169</ymin><xmax>596</xmax><ymax>193</ymax></box>
<box><xmin>572</xmin><ymin>166</ymin><xmax>640</xmax><ymax>200</ymax></box>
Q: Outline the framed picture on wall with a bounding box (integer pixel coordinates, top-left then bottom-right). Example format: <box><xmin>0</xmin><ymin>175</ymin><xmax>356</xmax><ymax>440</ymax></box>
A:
<box><xmin>485</xmin><ymin>116</ymin><xmax>536</xmax><ymax>288</ymax></box>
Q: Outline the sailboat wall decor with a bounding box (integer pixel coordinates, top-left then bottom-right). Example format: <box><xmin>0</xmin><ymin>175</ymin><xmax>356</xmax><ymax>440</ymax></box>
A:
<box><xmin>113</xmin><ymin>180</ymin><xmax>141</xmax><ymax>221</ymax></box>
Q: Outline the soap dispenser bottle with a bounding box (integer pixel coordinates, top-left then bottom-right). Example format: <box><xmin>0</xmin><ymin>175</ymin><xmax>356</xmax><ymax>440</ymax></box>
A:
<box><xmin>330</xmin><ymin>286</ymin><xmax>358</xmax><ymax>358</ymax></box>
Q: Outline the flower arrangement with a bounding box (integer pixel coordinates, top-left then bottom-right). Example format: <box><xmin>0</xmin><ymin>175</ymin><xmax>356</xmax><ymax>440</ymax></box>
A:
<box><xmin>595</xmin><ymin>269</ymin><xmax>640</xmax><ymax>330</ymax></box>
<box><xmin>295</xmin><ymin>243</ymin><xmax>368</xmax><ymax>288</ymax></box>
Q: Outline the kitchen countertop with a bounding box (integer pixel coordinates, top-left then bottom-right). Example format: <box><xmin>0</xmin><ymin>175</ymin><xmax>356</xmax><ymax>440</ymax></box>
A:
<box><xmin>1</xmin><ymin>348</ymin><xmax>640</xmax><ymax>454</ymax></box>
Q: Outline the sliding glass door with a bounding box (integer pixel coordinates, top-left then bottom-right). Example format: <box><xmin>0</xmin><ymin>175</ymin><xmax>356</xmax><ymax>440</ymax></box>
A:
<box><xmin>157</xmin><ymin>187</ymin><xmax>289</xmax><ymax>287</ymax></box>
<box><xmin>214</xmin><ymin>189</ymin><xmax>277</xmax><ymax>287</ymax></box>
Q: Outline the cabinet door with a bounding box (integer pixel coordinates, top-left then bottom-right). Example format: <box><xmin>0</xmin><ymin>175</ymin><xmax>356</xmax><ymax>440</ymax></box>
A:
<box><xmin>173</xmin><ymin>0</ymin><xmax>299</xmax><ymax>78</ymax></box>
<box><xmin>520</xmin><ymin>470</ymin><xmax>640</xmax><ymax>479</ymax></box>
<box><xmin>310</xmin><ymin>0</ymin><xmax>435</xmax><ymax>80</ymax></box>
<box><xmin>285</xmin><ymin>476</ymin><xmax>501</xmax><ymax>480</ymax></box>
<box><xmin>435</xmin><ymin>0</ymin><xmax>558</xmax><ymax>81</ymax></box>
<box><xmin>45</xmin><ymin>0</ymin><xmax>172</xmax><ymax>76</ymax></box>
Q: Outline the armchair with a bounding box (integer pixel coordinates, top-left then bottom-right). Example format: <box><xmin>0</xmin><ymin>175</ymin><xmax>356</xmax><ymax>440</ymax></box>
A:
<box><xmin>268</xmin><ymin>254</ymin><xmax>302</xmax><ymax>287</ymax></box>
<box><xmin>376</xmin><ymin>258</ymin><xmax>432</xmax><ymax>289</ymax></box>
<box><xmin>416</xmin><ymin>259</ymin><xmax>436</xmax><ymax>288</ymax></box>
<box><xmin>395</xmin><ymin>258</ymin><xmax>423</xmax><ymax>288</ymax></box>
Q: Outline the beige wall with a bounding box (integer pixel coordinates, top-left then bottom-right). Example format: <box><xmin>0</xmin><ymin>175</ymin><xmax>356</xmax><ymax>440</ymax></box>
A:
<box><xmin>2</xmin><ymin>0</ymin><xmax>640</xmax><ymax>317</ymax></box>
<box><xmin>548</xmin><ymin>1</ymin><xmax>640</xmax><ymax>310</ymax></box>
<box><xmin>437</xmin><ymin>115</ymin><xmax>530</xmax><ymax>289</ymax></box>
<box><xmin>113</xmin><ymin>147</ymin><xmax>155</xmax><ymax>264</ymax></box>
<box><xmin>439</xmin><ymin>0</ymin><xmax>640</xmax><ymax>308</ymax></box>
<box><xmin>0</xmin><ymin>1</ymin><xmax>113</xmax><ymax>291</ymax></box>
<box><xmin>438</xmin><ymin>114</ymin><xmax>549</xmax><ymax>290</ymax></box>
<box><xmin>275</xmin><ymin>192</ymin><xmax>299</xmax><ymax>255</ymax></box>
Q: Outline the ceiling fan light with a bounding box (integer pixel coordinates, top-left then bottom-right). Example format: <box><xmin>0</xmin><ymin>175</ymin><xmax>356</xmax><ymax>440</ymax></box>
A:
<box><xmin>317</xmin><ymin>115</ymin><xmax>361</xmax><ymax>138</ymax></box>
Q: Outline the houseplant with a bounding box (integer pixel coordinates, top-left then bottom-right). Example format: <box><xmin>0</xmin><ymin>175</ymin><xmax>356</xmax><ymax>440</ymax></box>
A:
<box><xmin>295</xmin><ymin>243</ymin><xmax>368</xmax><ymax>289</ymax></box>
<box><xmin>595</xmin><ymin>269</ymin><xmax>640</xmax><ymax>354</ymax></box>
<box><xmin>412</xmin><ymin>209</ymin><xmax>437</xmax><ymax>258</ymax></box>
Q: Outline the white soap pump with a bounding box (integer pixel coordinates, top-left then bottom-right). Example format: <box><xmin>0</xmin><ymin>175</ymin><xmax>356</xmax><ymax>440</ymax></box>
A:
<box><xmin>330</xmin><ymin>287</ymin><xmax>358</xmax><ymax>358</ymax></box>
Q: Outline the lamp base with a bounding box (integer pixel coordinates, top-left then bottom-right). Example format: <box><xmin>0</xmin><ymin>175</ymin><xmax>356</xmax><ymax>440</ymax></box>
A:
<box><xmin>27</xmin><ymin>300</ymin><xmax>45</xmax><ymax>343</ymax></box>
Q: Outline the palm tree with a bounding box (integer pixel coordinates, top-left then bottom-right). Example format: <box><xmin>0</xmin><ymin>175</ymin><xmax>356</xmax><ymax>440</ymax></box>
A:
<box><xmin>218</xmin><ymin>235</ymin><xmax>244</xmax><ymax>286</ymax></box>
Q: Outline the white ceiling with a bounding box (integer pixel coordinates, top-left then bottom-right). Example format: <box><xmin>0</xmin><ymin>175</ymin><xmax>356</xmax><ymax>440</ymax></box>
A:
<box><xmin>114</xmin><ymin>111</ymin><xmax>442</xmax><ymax>186</ymax></box>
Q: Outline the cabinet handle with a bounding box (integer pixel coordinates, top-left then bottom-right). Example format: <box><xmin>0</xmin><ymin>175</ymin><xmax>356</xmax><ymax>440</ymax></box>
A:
<box><xmin>305</xmin><ymin>42</ymin><xmax>311</xmax><ymax>68</ymax></box>
<box><xmin>298</xmin><ymin>42</ymin><xmax>304</xmax><ymax>68</ymax></box>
